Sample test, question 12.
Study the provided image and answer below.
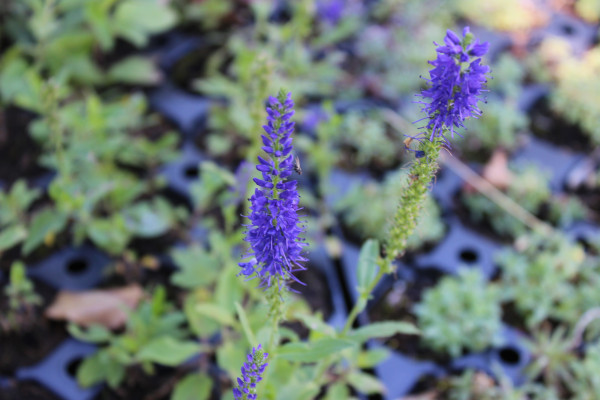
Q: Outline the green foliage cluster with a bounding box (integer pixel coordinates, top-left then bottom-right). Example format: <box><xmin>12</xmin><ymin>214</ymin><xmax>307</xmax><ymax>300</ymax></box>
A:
<box><xmin>339</xmin><ymin>110</ymin><xmax>400</xmax><ymax>167</ymax></box>
<box><xmin>447</xmin><ymin>369</ymin><xmax>560</xmax><ymax>400</ymax></box>
<box><xmin>550</xmin><ymin>46</ymin><xmax>600</xmax><ymax>145</ymax></box>
<box><xmin>335</xmin><ymin>168</ymin><xmax>445</xmax><ymax>247</ymax></box>
<box><xmin>464</xmin><ymin>164</ymin><xmax>586</xmax><ymax>238</ymax></box>
<box><xmin>416</xmin><ymin>268</ymin><xmax>503</xmax><ymax>357</ymax></box>
<box><xmin>460</xmin><ymin>97</ymin><xmax>527</xmax><ymax>154</ymax></box>
<box><xmin>0</xmin><ymin>91</ymin><xmax>186</xmax><ymax>256</ymax></box>
<box><xmin>357</xmin><ymin>0</ymin><xmax>453</xmax><ymax>99</ymax></box>
<box><xmin>70</xmin><ymin>287</ymin><xmax>199</xmax><ymax>389</ymax></box>
<box><xmin>0</xmin><ymin>261</ymin><xmax>42</xmax><ymax>333</ymax></box>
<box><xmin>569</xmin><ymin>341</ymin><xmax>600</xmax><ymax>399</ymax></box>
<box><xmin>498</xmin><ymin>235</ymin><xmax>600</xmax><ymax>328</ymax></box>
<box><xmin>0</xmin><ymin>0</ymin><xmax>176</xmax><ymax>103</ymax></box>
<box><xmin>451</xmin><ymin>0</ymin><xmax>546</xmax><ymax>32</ymax></box>
<box><xmin>523</xmin><ymin>323</ymin><xmax>600</xmax><ymax>399</ymax></box>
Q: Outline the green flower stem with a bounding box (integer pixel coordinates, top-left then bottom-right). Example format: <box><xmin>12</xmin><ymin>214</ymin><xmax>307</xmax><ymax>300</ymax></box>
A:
<box><xmin>340</xmin><ymin>138</ymin><xmax>443</xmax><ymax>336</ymax></box>
<box><xmin>260</xmin><ymin>279</ymin><xmax>284</xmax><ymax>400</ymax></box>
<box><xmin>383</xmin><ymin>139</ymin><xmax>442</xmax><ymax>272</ymax></box>
<box><xmin>341</xmin><ymin>263</ymin><xmax>386</xmax><ymax>336</ymax></box>
<box><xmin>266</xmin><ymin>277</ymin><xmax>284</xmax><ymax>353</ymax></box>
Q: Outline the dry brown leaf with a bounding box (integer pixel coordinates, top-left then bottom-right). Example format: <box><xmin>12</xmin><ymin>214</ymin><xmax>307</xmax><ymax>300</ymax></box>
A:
<box><xmin>472</xmin><ymin>371</ymin><xmax>496</xmax><ymax>393</ymax></box>
<box><xmin>45</xmin><ymin>284</ymin><xmax>143</xmax><ymax>329</ymax></box>
<box><xmin>482</xmin><ymin>149</ymin><xmax>513</xmax><ymax>190</ymax></box>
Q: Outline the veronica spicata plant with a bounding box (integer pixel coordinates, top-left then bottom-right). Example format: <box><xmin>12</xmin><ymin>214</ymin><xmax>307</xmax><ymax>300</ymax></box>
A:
<box><xmin>233</xmin><ymin>345</ymin><xmax>269</xmax><ymax>400</ymax></box>
<box><xmin>238</xmin><ymin>90</ymin><xmax>307</xmax><ymax>291</ymax></box>
<box><xmin>344</xmin><ymin>27</ymin><xmax>490</xmax><ymax>334</ymax></box>
<box><xmin>385</xmin><ymin>27</ymin><xmax>490</xmax><ymax>268</ymax></box>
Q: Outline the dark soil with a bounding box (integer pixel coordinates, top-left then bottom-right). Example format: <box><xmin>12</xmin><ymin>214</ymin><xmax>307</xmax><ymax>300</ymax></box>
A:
<box><xmin>92</xmin><ymin>365</ymin><xmax>191</xmax><ymax>400</ymax></box>
<box><xmin>295</xmin><ymin>265</ymin><xmax>334</xmax><ymax>320</ymax></box>
<box><xmin>0</xmin><ymin>380</ymin><xmax>63</xmax><ymax>400</ymax></box>
<box><xmin>529</xmin><ymin>97</ymin><xmax>591</xmax><ymax>152</ymax></box>
<box><xmin>0</xmin><ymin>280</ymin><xmax>65</xmax><ymax>375</ymax></box>
<box><xmin>0</xmin><ymin>107</ymin><xmax>50</xmax><ymax>186</ymax></box>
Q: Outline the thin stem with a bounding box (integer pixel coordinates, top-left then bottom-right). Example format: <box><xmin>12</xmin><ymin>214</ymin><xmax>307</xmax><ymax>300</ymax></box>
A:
<box><xmin>341</xmin><ymin>262</ymin><xmax>386</xmax><ymax>336</ymax></box>
<box><xmin>569</xmin><ymin>307</ymin><xmax>600</xmax><ymax>350</ymax></box>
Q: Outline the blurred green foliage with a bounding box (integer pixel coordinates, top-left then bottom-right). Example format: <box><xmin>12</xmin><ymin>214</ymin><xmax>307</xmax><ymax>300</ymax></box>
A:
<box><xmin>0</xmin><ymin>261</ymin><xmax>42</xmax><ymax>333</ymax></box>
<box><xmin>335</xmin><ymin>168</ymin><xmax>445</xmax><ymax>248</ymax></box>
<box><xmin>70</xmin><ymin>287</ymin><xmax>199</xmax><ymax>388</ymax></box>
<box><xmin>416</xmin><ymin>268</ymin><xmax>502</xmax><ymax>357</ymax></box>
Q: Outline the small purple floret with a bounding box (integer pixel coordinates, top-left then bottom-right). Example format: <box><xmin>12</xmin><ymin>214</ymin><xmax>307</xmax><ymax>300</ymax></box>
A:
<box><xmin>316</xmin><ymin>0</ymin><xmax>345</xmax><ymax>25</ymax></box>
<box><xmin>416</xmin><ymin>26</ymin><xmax>491</xmax><ymax>143</ymax></box>
<box><xmin>233</xmin><ymin>345</ymin><xmax>269</xmax><ymax>400</ymax></box>
<box><xmin>239</xmin><ymin>92</ymin><xmax>307</xmax><ymax>289</ymax></box>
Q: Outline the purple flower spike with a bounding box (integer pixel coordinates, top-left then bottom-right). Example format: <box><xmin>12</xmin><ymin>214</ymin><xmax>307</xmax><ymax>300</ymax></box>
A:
<box><xmin>239</xmin><ymin>91</ymin><xmax>307</xmax><ymax>289</ymax></box>
<box><xmin>416</xmin><ymin>27</ymin><xmax>491</xmax><ymax>143</ymax></box>
<box><xmin>233</xmin><ymin>345</ymin><xmax>269</xmax><ymax>400</ymax></box>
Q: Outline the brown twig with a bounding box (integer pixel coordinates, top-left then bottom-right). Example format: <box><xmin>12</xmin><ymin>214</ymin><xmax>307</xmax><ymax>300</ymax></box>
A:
<box><xmin>569</xmin><ymin>307</ymin><xmax>600</xmax><ymax>351</ymax></box>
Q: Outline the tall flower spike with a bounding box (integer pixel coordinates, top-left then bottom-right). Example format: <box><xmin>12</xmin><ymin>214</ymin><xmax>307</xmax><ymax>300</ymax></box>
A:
<box><xmin>233</xmin><ymin>345</ymin><xmax>269</xmax><ymax>400</ymax></box>
<box><xmin>239</xmin><ymin>91</ymin><xmax>307</xmax><ymax>289</ymax></box>
<box><xmin>416</xmin><ymin>26</ymin><xmax>490</xmax><ymax>143</ymax></box>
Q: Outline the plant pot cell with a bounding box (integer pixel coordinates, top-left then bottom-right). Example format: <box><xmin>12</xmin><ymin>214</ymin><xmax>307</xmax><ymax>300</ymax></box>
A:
<box><xmin>15</xmin><ymin>339</ymin><xmax>100</xmax><ymax>400</ymax></box>
<box><xmin>27</xmin><ymin>246</ymin><xmax>110</xmax><ymax>290</ymax></box>
<box><xmin>414</xmin><ymin>218</ymin><xmax>501</xmax><ymax>279</ymax></box>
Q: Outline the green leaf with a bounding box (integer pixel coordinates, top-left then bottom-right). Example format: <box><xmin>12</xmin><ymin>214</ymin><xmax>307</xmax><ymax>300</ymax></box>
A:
<box><xmin>293</xmin><ymin>313</ymin><xmax>336</xmax><ymax>337</ymax></box>
<box><xmin>0</xmin><ymin>179</ymin><xmax>41</xmax><ymax>226</ymax></box>
<box><xmin>84</xmin><ymin>0</ymin><xmax>116</xmax><ymax>50</ymax></box>
<box><xmin>114</xmin><ymin>1</ymin><xmax>177</xmax><ymax>47</ymax></box>
<box><xmin>184</xmin><ymin>295</ymin><xmax>219</xmax><ymax>337</ymax></box>
<box><xmin>87</xmin><ymin>216</ymin><xmax>129</xmax><ymax>255</ymax></box>
<box><xmin>235</xmin><ymin>302</ymin><xmax>256</xmax><ymax>346</ymax></box>
<box><xmin>195</xmin><ymin>303</ymin><xmax>235</xmax><ymax>326</ymax></box>
<box><xmin>68</xmin><ymin>324</ymin><xmax>112</xmax><ymax>343</ymax></box>
<box><xmin>277</xmin><ymin>338</ymin><xmax>356</xmax><ymax>362</ymax></box>
<box><xmin>216</xmin><ymin>340</ymin><xmax>246</xmax><ymax>380</ymax></box>
<box><xmin>356</xmin><ymin>239</ymin><xmax>379</xmax><ymax>293</ymax></box>
<box><xmin>106</xmin><ymin>361</ymin><xmax>126</xmax><ymax>388</ymax></box>
<box><xmin>0</xmin><ymin>224</ymin><xmax>27</xmax><ymax>252</ymax></box>
<box><xmin>170</xmin><ymin>245</ymin><xmax>219</xmax><ymax>289</ymax></box>
<box><xmin>22</xmin><ymin>208</ymin><xmax>68</xmax><ymax>255</ymax></box>
<box><xmin>347</xmin><ymin>371</ymin><xmax>385</xmax><ymax>395</ymax></box>
<box><xmin>107</xmin><ymin>56</ymin><xmax>162</xmax><ymax>85</ymax></box>
<box><xmin>171</xmin><ymin>373</ymin><xmax>212</xmax><ymax>400</ymax></box>
<box><xmin>137</xmin><ymin>337</ymin><xmax>199</xmax><ymax>366</ymax></box>
<box><xmin>123</xmin><ymin>201</ymin><xmax>172</xmax><ymax>238</ymax></box>
<box><xmin>324</xmin><ymin>382</ymin><xmax>350</xmax><ymax>400</ymax></box>
<box><xmin>214</xmin><ymin>263</ymin><xmax>244</xmax><ymax>315</ymax></box>
<box><xmin>348</xmin><ymin>321</ymin><xmax>419</xmax><ymax>343</ymax></box>
<box><xmin>76</xmin><ymin>354</ymin><xmax>106</xmax><ymax>387</ymax></box>
<box><xmin>356</xmin><ymin>348</ymin><xmax>389</xmax><ymax>368</ymax></box>
<box><xmin>278</xmin><ymin>382</ymin><xmax>321</xmax><ymax>400</ymax></box>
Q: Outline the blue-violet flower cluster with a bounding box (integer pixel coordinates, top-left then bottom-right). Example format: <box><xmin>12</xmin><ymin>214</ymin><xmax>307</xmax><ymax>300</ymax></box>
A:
<box><xmin>239</xmin><ymin>91</ymin><xmax>306</xmax><ymax>288</ymax></box>
<box><xmin>233</xmin><ymin>345</ymin><xmax>269</xmax><ymax>400</ymax></box>
<box><xmin>417</xmin><ymin>26</ymin><xmax>490</xmax><ymax>142</ymax></box>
